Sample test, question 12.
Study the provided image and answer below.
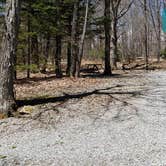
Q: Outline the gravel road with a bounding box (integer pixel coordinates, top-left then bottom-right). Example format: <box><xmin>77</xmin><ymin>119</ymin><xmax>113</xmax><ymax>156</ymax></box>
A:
<box><xmin>0</xmin><ymin>71</ymin><xmax>166</xmax><ymax>166</ymax></box>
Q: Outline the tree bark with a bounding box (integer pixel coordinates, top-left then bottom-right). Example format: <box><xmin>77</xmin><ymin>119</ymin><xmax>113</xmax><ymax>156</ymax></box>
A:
<box><xmin>144</xmin><ymin>0</ymin><xmax>148</xmax><ymax>70</ymax></box>
<box><xmin>149</xmin><ymin>0</ymin><xmax>161</xmax><ymax>63</ymax></box>
<box><xmin>27</xmin><ymin>1</ymin><xmax>31</xmax><ymax>78</ymax></box>
<box><xmin>31</xmin><ymin>35</ymin><xmax>39</xmax><ymax>68</ymax></box>
<box><xmin>41</xmin><ymin>34</ymin><xmax>50</xmax><ymax>73</ymax></box>
<box><xmin>76</xmin><ymin>0</ymin><xmax>89</xmax><ymax>77</ymax></box>
<box><xmin>110</xmin><ymin>0</ymin><xmax>133</xmax><ymax>69</ymax></box>
<box><xmin>112</xmin><ymin>19</ymin><xmax>118</xmax><ymax>69</ymax></box>
<box><xmin>55</xmin><ymin>35</ymin><xmax>62</xmax><ymax>77</ymax></box>
<box><xmin>157</xmin><ymin>2</ymin><xmax>161</xmax><ymax>63</ymax></box>
<box><xmin>13</xmin><ymin>0</ymin><xmax>21</xmax><ymax>80</ymax></box>
<box><xmin>66</xmin><ymin>15</ymin><xmax>72</xmax><ymax>76</ymax></box>
<box><xmin>66</xmin><ymin>41</ymin><xmax>72</xmax><ymax>76</ymax></box>
<box><xmin>70</xmin><ymin>1</ymin><xmax>79</xmax><ymax>77</ymax></box>
<box><xmin>104</xmin><ymin>0</ymin><xmax>112</xmax><ymax>75</ymax></box>
<box><xmin>0</xmin><ymin>0</ymin><xmax>20</xmax><ymax>115</ymax></box>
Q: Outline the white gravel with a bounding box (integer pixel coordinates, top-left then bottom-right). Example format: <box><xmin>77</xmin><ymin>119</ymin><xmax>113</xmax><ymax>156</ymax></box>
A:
<box><xmin>0</xmin><ymin>71</ymin><xmax>166</xmax><ymax>165</ymax></box>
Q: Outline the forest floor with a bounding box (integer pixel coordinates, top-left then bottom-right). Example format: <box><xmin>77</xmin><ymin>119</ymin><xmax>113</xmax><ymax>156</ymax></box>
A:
<box><xmin>0</xmin><ymin>69</ymin><xmax>166</xmax><ymax>165</ymax></box>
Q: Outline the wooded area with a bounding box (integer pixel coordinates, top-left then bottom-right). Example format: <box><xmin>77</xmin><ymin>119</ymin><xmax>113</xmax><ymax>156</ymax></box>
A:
<box><xmin>0</xmin><ymin>0</ymin><xmax>165</xmax><ymax>116</ymax></box>
<box><xmin>1</xmin><ymin>0</ymin><xmax>166</xmax><ymax>165</ymax></box>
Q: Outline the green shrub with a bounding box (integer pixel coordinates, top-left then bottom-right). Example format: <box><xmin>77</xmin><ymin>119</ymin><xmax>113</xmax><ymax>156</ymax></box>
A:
<box><xmin>16</xmin><ymin>64</ymin><xmax>39</xmax><ymax>73</ymax></box>
<box><xmin>160</xmin><ymin>49</ymin><xmax>166</xmax><ymax>59</ymax></box>
<box><xmin>89</xmin><ymin>47</ymin><xmax>104</xmax><ymax>60</ymax></box>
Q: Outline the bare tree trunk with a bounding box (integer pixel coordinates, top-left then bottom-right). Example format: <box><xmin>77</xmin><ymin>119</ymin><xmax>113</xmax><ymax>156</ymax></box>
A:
<box><xmin>76</xmin><ymin>0</ymin><xmax>89</xmax><ymax>77</ymax></box>
<box><xmin>144</xmin><ymin>0</ymin><xmax>148</xmax><ymax>70</ymax></box>
<box><xmin>66</xmin><ymin>41</ymin><xmax>72</xmax><ymax>76</ymax></box>
<box><xmin>0</xmin><ymin>0</ymin><xmax>20</xmax><ymax>115</ymax></box>
<box><xmin>157</xmin><ymin>2</ymin><xmax>161</xmax><ymax>63</ymax></box>
<box><xmin>70</xmin><ymin>1</ymin><xmax>79</xmax><ymax>77</ymax></box>
<box><xmin>157</xmin><ymin>31</ymin><xmax>161</xmax><ymax>63</ymax></box>
<box><xmin>22</xmin><ymin>48</ymin><xmax>26</xmax><ymax>65</ymax></box>
<box><xmin>41</xmin><ymin>34</ymin><xmax>50</xmax><ymax>73</ymax></box>
<box><xmin>104</xmin><ymin>0</ymin><xmax>112</xmax><ymax>75</ymax></box>
<box><xmin>55</xmin><ymin>35</ymin><xmax>62</xmax><ymax>78</ymax></box>
<box><xmin>110</xmin><ymin>0</ymin><xmax>133</xmax><ymax>69</ymax></box>
<box><xmin>149</xmin><ymin>0</ymin><xmax>161</xmax><ymax>63</ymax></box>
<box><xmin>27</xmin><ymin>1</ymin><xmax>31</xmax><ymax>78</ymax></box>
<box><xmin>31</xmin><ymin>35</ymin><xmax>39</xmax><ymax>68</ymax></box>
<box><xmin>13</xmin><ymin>0</ymin><xmax>21</xmax><ymax>80</ymax></box>
<box><xmin>66</xmin><ymin>16</ymin><xmax>72</xmax><ymax>76</ymax></box>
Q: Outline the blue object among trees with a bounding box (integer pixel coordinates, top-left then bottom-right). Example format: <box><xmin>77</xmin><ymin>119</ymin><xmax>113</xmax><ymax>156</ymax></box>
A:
<box><xmin>162</xmin><ymin>8</ymin><xmax>166</xmax><ymax>33</ymax></box>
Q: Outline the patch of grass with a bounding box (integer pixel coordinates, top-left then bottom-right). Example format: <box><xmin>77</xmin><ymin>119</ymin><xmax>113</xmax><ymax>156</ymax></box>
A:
<box><xmin>16</xmin><ymin>64</ymin><xmax>39</xmax><ymax>73</ymax></box>
<box><xmin>19</xmin><ymin>94</ymin><xmax>51</xmax><ymax>101</ymax></box>
<box><xmin>89</xmin><ymin>47</ymin><xmax>104</xmax><ymax>60</ymax></box>
<box><xmin>0</xmin><ymin>155</ymin><xmax>7</xmax><ymax>159</ymax></box>
<box><xmin>160</xmin><ymin>49</ymin><xmax>166</xmax><ymax>59</ymax></box>
<box><xmin>12</xmin><ymin>146</ymin><xmax>17</xmax><ymax>149</ymax></box>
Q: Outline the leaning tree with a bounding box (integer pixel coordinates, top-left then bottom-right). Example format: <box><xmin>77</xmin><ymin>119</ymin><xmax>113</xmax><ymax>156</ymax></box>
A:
<box><xmin>0</xmin><ymin>0</ymin><xmax>20</xmax><ymax>115</ymax></box>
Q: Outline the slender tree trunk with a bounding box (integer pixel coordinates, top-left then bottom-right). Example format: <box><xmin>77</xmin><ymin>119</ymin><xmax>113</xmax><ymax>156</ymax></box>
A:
<box><xmin>157</xmin><ymin>35</ymin><xmax>161</xmax><ymax>63</ymax></box>
<box><xmin>13</xmin><ymin>0</ymin><xmax>21</xmax><ymax>80</ymax></box>
<box><xmin>144</xmin><ymin>0</ymin><xmax>148</xmax><ymax>70</ymax></box>
<box><xmin>22</xmin><ymin>49</ymin><xmax>26</xmax><ymax>65</ymax></box>
<box><xmin>104</xmin><ymin>0</ymin><xmax>112</xmax><ymax>75</ymax></box>
<box><xmin>31</xmin><ymin>35</ymin><xmax>39</xmax><ymax>68</ymax></box>
<box><xmin>0</xmin><ymin>0</ymin><xmax>20</xmax><ymax>115</ymax></box>
<box><xmin>149</xmin><ymin>0</ymin><xmax>161</xmax><ymax>63</ymax></box>
<box><xmin>27</xmin><ymin>2</ymin><xmax>31</xmax><ymax>78</ymax></box>
<box><xmin>66</xmin><ymin>15</ymin><xmax>72</xmax><ymax>76</ymax></box>
<box><xmin>27</xmin><ymin>15</ymin><xmax>31</xmax><ymax>78</ymax></box>
<box><xmin>70</xmin><ymin>1</ymin><xmax>79</xmax><ymax>77</ymax></box>
<box><xmin>55</xmin><ymin>35</ymin><xmax>62</xmax><ymax>77</ymax></box>
<box><xmin>157</xmin><ymin>5</ymin><xmax>161</xmax><ymax>63</ymax></box>
<box><xmin>66</xmin><ymin>41</ymin><xmax>72</xmax><ymax>76</ymax></box>
<box><xmin>42</xmin><ymin>34</ymin><xmax>50</xmax><ymax>73</ymax></box>
<box><xmin>54</xmin><ymin>0</ymin><xmax>62</xmax><ymax>77</ymax></box>
<box><xmin>76</xmin><ymin>0</ymin><xmax>89</xmax><ymax>77</ymax></box>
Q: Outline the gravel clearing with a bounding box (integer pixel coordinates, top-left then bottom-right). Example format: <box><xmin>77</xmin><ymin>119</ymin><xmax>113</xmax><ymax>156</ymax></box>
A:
<box><xmin>0</xmin><ymin>71</ymin><xmax>166</xmax><ymax>165</ymax></box>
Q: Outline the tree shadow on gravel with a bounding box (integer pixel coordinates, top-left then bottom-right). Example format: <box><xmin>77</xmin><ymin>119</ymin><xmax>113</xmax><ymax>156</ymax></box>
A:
<box><xmin>16</xmin><ymin>85</ymin><xmax>142</xmax><ymax>108</ymax></box>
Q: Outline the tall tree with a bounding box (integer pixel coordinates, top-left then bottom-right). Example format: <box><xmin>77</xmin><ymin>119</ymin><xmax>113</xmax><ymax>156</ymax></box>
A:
<box><xmin>0</xmin><ymin>0</ymin><xmax>20</xmax><ymax>115</ymax></box>
<box><xmin>70</xmin><ymin>1</ymin><xmax>79</xmax><ymax>77</ymax></box>
<box><xmin>76</xmin><ymin>0</ymin><xmax>89</xmax><ymax>77</ymax></box>
<box><xmin>149</xmin><ymin>0</ymin><xmax>162</xmax><ymax>62</ymax></box>
<box><xmin>144</xmin><ymin>0</ymin><xmax>148</xmax><ymax>70</ymax></box>
<box><xmin>42</xmin><ymin>33</ymin><xmax>50</xmax><ymax>73</ymax></box>
<box><xmin>27</xmin><ymin>3</ymin><xmax>31</xmax><ymax>78</ymax></box>
<box><xmin>66</xmin><ymin>16</ymin><xmax>72</xmax><ymax>76</ymax></box>
<box><xmin>104</xmin><ymin>0</ymin><xmax>112</xmax><ymax>75</ymax></box>
<box><xmin>110</xmin><ymin>0</ymin><xmax>133</xmax><ymax>69</ymax></box>
<box><xmin>13</xmin><ymin>0</ymin><xmax>21</xmax><ymax>79</ymax></box>
<box><xmin>55</xmin><ymin>0</ymin><xmax>62</xmax><ymax>78</ymax></box>
<box><xmin>55</xmin><ymin>35</ymin><xmax>62</xmax><ymax>77</ymax></box>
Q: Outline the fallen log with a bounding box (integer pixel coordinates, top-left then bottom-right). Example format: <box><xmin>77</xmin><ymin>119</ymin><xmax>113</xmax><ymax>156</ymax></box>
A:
<box><xmin>122</xmin><ymin>63</ymin><xmax>155</xmax><ymax>70</ymax></box>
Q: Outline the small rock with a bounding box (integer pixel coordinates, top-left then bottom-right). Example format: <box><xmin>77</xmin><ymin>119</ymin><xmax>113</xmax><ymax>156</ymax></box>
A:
<box><xmin>18</xmin><ymin>106</ymin><xmax>36</xmax><ymax>115</ymax></box>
